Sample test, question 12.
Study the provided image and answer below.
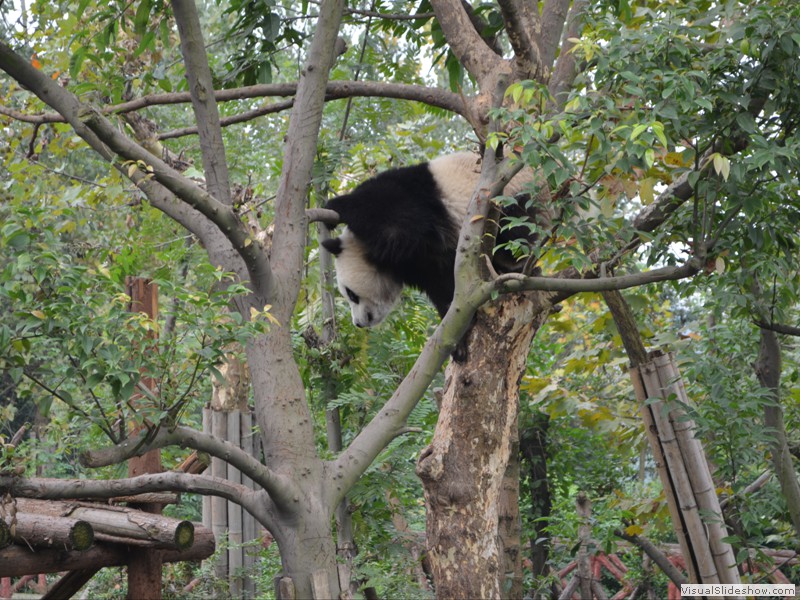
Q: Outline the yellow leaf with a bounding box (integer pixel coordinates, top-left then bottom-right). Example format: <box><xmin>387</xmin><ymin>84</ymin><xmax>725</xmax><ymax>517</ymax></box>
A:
<box><xmin>715</xmin><ymin>256</ymin><xmax>725</xmax><ymax>274</ymax></box>
<box><xmin>31</xmin><ymin>310</ymin><xmax>46</xmax><ymax>319</ymax></box>
<box><xmin>625</xmin><ymin>524</ymin><xmax>644</xmax><ymax>536</ymax></box>
<box><xmin>639</xmin><ymin>177</ymin><xmax>655</xmax><ymax>205</ymax></box>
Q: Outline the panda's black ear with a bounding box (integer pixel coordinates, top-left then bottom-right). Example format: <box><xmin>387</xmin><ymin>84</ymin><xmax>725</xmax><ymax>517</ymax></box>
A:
<box><xmin>321</xmin><ymin>237</ymin><xmax>343</xmax><ymax>256</ymax></box>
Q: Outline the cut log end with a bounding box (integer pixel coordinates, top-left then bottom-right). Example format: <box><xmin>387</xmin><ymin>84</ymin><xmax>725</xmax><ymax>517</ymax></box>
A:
<box><xmin>69</xmin><ymin>520</ymin><xmax>95</xmax><ymax>551</ymax></box>
<box><xmin>174</xmin><ymin>520</ymin><xmax>194</xmax><ymax>550</ymax></box>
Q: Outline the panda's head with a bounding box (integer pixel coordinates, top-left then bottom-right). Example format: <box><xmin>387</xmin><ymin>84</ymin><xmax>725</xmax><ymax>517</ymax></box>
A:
<box><xmin>321</xmin><ymin>229</ymin><xmax>403</xmax><ymax>328</ymax></box>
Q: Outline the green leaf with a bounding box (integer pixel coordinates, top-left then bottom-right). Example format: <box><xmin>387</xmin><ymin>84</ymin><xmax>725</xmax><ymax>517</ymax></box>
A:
<box><xmin>133</xmin><ymin>0</ymin><xmax>153</xmax><ymax>36</ymax></box>
<box><xmin>69</xmin><ymin>46</ymin><xmax>89</xmax><ymax>79</ymax></box>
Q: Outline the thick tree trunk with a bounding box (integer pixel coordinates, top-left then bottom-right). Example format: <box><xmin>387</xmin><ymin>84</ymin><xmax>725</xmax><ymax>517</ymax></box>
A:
<box><xmin>417</xmin><ymin>292</ymin><xmax>553</xmax><ymax>600</ymax></box>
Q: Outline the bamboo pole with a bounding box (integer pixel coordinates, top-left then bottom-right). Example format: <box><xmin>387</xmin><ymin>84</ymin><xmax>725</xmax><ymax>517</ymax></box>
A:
<box><xmin>630</xmin><ymin>368</ymin><xmax>699</xmax><ymax>583</ymax></box>
<box><xmin>653</xmin><ymin>352</ymin><xmax>739</xmax><ymax>584</ymax></box>
<box><xmin>639</xmin><ymin>360</ymin><xmax>720</xmax><ymax>585</ymax></box>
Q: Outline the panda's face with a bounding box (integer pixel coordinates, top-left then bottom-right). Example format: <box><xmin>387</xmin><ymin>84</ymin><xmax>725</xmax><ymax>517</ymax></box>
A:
<box><xmin>323</xmin><ymin>229</ymin><xmax>402</xmax><ymax>328</ymax></box>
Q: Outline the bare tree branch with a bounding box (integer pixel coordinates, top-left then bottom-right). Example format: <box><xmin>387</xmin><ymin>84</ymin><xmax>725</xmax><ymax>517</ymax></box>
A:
<box><xmin>80</xmin><ymin>425</ymin><xmax>299</xmax><ymax>511</ymax></box>
<box><xmin>541</xmin><ymin>0</ymin><xmax>572</xmax><ymax>71</ymax></box>
<box><xmin>0</xmin><ymin>81</ymin><xmax>465</xmax><ymax>127</ymax></box>
<box><xmin>0</xmin><ymin>473</ymin><xmax>276</xmax><ymax>531</ymax></box>
<box><xmin>172</xmin><ymin>0</ymin><xmax>232</xmax><ymax>205</ymax></box>
<box><xmin>306</xmin><ymin>207</ymin><xmax>340</xmax><ymax>226</ymax></box>
<box><xmin>496</xmin><ymin>260</ymin><xmax>701</xmax><ymax>295</ymax></box>
<box><xmin>430</xmin><ymin>0</ymin><xmax>509</xmax><ymax>86</ymax></box>
<box><xmin>497</xmin><ymin>0</ymin><xmax>543</xmax><ymax>79</ymax></box>
<box><xmin>269</xmin><ymin>0</ymin><xmax>344</xmax><ymax>314</ymax></box>
<box><xmin>754</xmin><ymin>320</ymin><xmax>800</xmax><ymax>337</ymax></box>
<box><xmin>548</xmin><ymin>0</ymin><xmax>588</xmax><ymax>107</ymax></box>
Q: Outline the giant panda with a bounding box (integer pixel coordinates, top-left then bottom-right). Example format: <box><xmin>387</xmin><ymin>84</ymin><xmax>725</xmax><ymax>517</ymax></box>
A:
<box><xmin>321</xmin><ymin>152</ymin><xmax>546</xmax><ymax>328</ymax></box>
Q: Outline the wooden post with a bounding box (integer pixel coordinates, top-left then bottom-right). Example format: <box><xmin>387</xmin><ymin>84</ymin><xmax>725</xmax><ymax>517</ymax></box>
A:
<box><xmin>125</xmin><ymin>277</ymin><xmax>163</xmax><ymax>600</ymax></box>
<box><xmin>227</xmin><ymin>410</ymin><xmax>243</xmax><ymax>597</ymax></box>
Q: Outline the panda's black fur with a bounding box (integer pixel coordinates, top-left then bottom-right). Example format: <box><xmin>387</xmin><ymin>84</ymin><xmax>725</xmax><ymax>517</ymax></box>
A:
<box><xmin>324</xmin><ymin>162</ymin><xmax>459</xmax><ymax>316</ymax></box>
<box><xmin>322</xmin><ymin>152</ymin><xmax>541</xmax><ymax>328</ymax></box>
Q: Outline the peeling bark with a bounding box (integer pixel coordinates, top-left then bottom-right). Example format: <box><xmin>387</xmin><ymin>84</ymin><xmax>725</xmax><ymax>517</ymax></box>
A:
<box><xmin>417</xmin><ymin>293</ymin><xmax>554</xmax><ymax>599</ymax></box>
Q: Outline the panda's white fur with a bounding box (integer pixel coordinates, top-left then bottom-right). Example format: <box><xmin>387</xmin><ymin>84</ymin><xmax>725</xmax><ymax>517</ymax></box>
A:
<box><xmin>330</xmin><ymin>229</ymin><xmax>403</xmax><ymax>328</ymax></box>
<box><xmin>322</xmin><ymin>152</ymin><xmax>539</xmax><ymax>328</ymax></box>
<box><xmin>427</xmin><ymin>152</ymin><xmax>535</xmax><ymax>225</ymax></box>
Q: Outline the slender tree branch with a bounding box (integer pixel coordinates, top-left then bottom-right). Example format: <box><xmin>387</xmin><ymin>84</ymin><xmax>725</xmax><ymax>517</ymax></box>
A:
<box><xmin>160</xmin><ymin>99</ymin><xmax>294</xmax><ymax>140</ymax></box>
<box><xmin>615</xmin><ymin>529</ymin><xmax>688</xmax><ymax>586</ymax></box>
<box><xmin>753</xmin><ymin>319</ymin><xmax>800</xmax><ymax>337</ymax></box>
<box><xmin>269</xmin><ymin>0</ymin><xmax>344</xmax><ymax>314</ymax></box>
<box><xmin>79</xmin><ymin>425</ymin><xmax>298</xmax><ymax>511</ymax></box>
<box><xmin>0</xmin><ymin>81</ymin><xmax>465</xmax><ymax>127</ymax></box>
<box><xmin>495</xmin><ymin>260</ymin><xmax>701</xmax><ymax>295</ymax></box>
<box><xmin>0</xmin><ymin>473</ymin><xmax>276</xmax><ymax>531</ymax></box>
<box><xmin>306</xmin><ymin>207</ymin><xmax>340</xmax><ymax>225</ymax></box>
<box><xmin>172</xmin><ymin>0</ymin><xmax>232</xmax><ymax>205</ymax></box>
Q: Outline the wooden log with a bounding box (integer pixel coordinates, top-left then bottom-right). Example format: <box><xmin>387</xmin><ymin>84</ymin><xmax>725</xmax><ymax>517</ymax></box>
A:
<box><xmin>176</xmin><ymin>450</ymin><xmax>208</xmax><ymax>475</ymax></box>
<box><xmin>0</xmin><ymin>526</ymin><xmax>214</xmax><ymax>577</ymax></box>
<box><xmin>14</xmin><ymin>498</ymin><xmax>193</xmax><ymax>550</ymax></box>
<box><xmin>9</xmin><ymin>513</ymin><xmax>94</xmax><ymax>551</ymax></box>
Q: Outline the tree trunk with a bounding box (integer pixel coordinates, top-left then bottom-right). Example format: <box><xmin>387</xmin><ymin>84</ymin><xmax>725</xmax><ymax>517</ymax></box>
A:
<box><xmin>498</xmin><ymin>432</ymin><xmax>523</xmax><ymax>599</ymax></box>
<box><xmin>520</xmin><ymin>411</ymin><xmax>552</xmax><ymax>579</ymax></box>
<box><xmin>754</xmin><ymin>326</ymin><xmax>800</xmax><ymax>540</ymax></box>
<box><xmin>417</xmin><ymin>292</ymin><xmax>553</xmax><ymax>600</ymax></box>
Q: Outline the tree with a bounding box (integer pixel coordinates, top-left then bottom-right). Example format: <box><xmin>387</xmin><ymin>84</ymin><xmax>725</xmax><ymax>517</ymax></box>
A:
<box><xmin>2</xmin><ymin>0</ymin><xmax>800</xmax><ymax>598</ymax></box>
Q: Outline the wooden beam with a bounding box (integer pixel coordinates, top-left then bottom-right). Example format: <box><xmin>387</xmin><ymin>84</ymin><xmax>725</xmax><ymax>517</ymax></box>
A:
<box><xmin>0</xmin><ymin>527</ymin><xmax>215</xmax><ymax>577</ymax></box>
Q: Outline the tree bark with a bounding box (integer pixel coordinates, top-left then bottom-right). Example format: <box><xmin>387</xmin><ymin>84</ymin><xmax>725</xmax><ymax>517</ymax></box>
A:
<box><xmin>417</xmin><ymin>292</ymin><xmax>554</xmax><ymax>600</ymax></box>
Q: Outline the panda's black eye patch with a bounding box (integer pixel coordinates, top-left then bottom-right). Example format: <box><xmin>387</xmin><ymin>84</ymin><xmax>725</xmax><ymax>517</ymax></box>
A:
<box><xmin>345</xmin><ymin>287</ymin><xmax>360</xmax><ymax>304</ymax></box>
